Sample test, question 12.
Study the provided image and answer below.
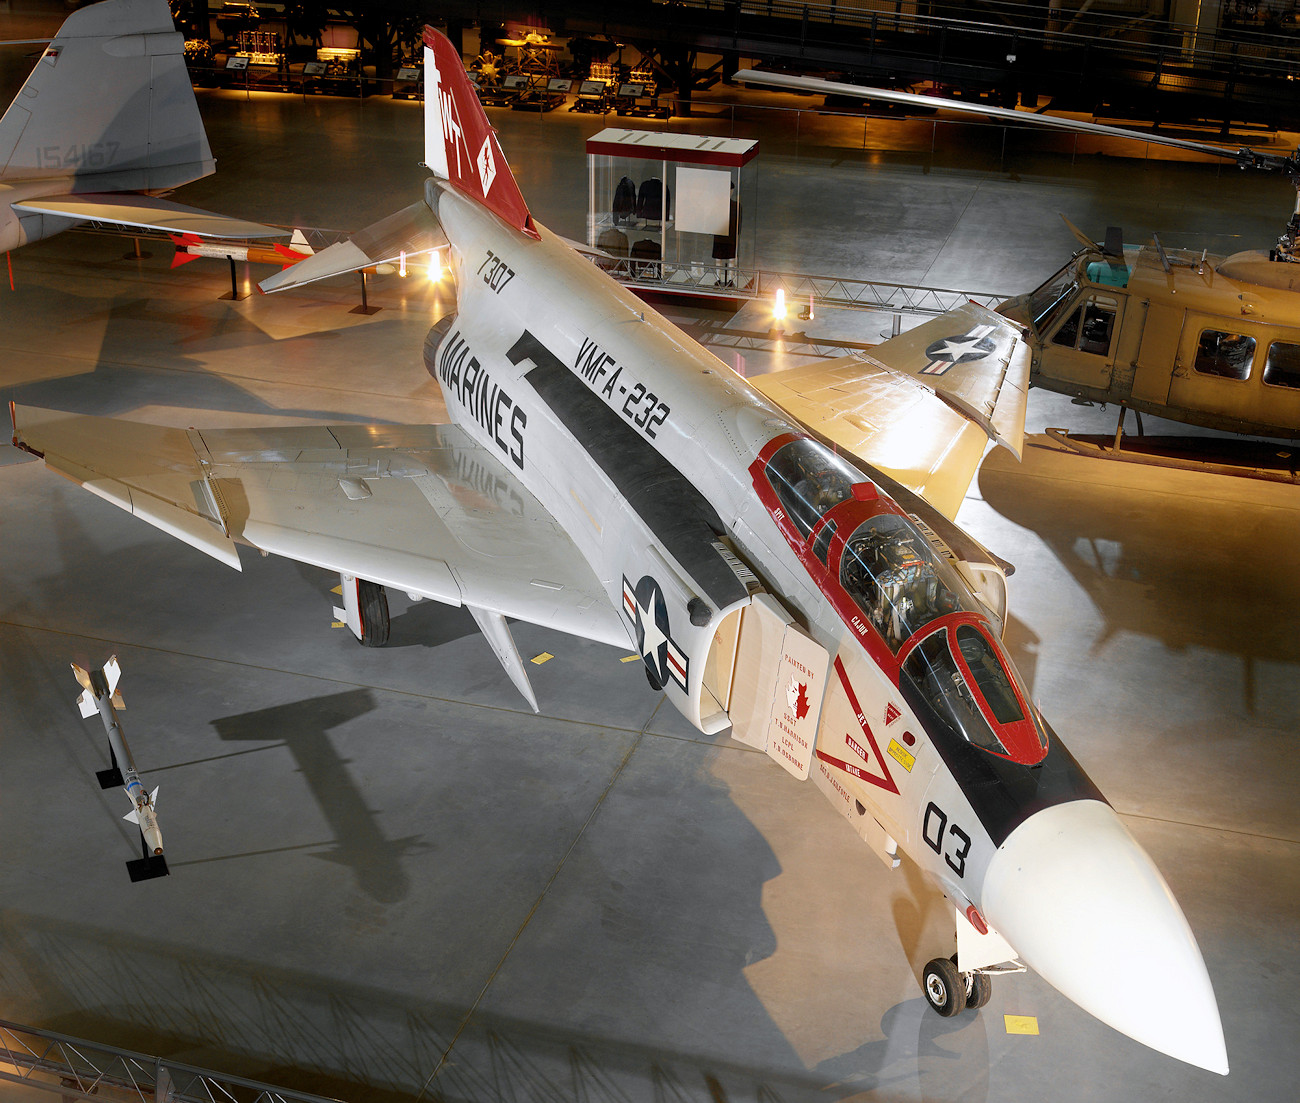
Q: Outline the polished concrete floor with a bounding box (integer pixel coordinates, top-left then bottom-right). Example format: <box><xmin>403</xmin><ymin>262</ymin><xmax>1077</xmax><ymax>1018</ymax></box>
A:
<box><xmin>1</xmin><ymin>15</ymin><xmax>1299</xmax><ymax>1103</ymax></box>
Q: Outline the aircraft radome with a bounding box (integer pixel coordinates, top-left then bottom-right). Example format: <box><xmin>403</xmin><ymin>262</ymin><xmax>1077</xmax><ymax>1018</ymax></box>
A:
<box><xmin>10</xmin><ymin>27</ymin><xmax>1228</xmax><ymax>1074</ymax></box>
<box><xmin>0</xmin><ymin>0</ymin><xmax>281</xmax><ymax>252</ymax></box>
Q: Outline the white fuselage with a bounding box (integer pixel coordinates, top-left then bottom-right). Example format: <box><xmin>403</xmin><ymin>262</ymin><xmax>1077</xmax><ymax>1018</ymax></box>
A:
<box><xmin>427</xmin><ymin>182</ymin><xmax>990</xmax><ymax>909</ymax></box>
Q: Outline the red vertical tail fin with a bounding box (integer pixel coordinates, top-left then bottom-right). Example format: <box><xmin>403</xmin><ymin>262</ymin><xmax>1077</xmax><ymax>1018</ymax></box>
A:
<box><xmin>422</xmin><ymin>28</ymin><xmax>539</xmax><ymax>240</ymax></box>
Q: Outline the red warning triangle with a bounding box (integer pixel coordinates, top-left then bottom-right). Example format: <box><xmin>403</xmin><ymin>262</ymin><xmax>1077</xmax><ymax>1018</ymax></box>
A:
<box><xmin>815</xmin><ymin>657</ymin><xmax>899</xmax><ymax>795</ymax></box>
<box><xmin>884</xmin><ymin>702</ymin><xmax>901</xmax><ymax>726</ymax></box>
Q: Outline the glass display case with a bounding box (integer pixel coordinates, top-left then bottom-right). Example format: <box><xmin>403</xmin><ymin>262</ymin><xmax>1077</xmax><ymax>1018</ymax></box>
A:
<box><xmin>586</xmin><ymin>129</ymin><xmax>758</xmax><ymax>288</ymax></box>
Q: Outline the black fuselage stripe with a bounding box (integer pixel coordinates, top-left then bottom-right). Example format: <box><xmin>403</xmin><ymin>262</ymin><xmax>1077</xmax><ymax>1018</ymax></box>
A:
<box><xmin>506</xmin><ymin>330</ymin><xmax>748</xmax><ymax>611</ymax></box>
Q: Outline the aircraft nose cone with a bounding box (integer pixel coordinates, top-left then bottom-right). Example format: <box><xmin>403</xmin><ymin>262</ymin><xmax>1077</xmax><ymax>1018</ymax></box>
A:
<box><xmin>981</xmin><ymin>799</ymin><xmax>1227</xmax><ymax>1074</ymax></box>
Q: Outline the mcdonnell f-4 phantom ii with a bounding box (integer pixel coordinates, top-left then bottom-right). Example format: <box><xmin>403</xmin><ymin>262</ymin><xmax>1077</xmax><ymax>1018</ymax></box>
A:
<box><xmin>10</xmin><ymin>28</ymin><xmax>1228</xmax><ymax>1074</ymax></box>
<box><xmin>0</xmin><ymin>0</ymin><xmax>280</xmax><ymax>253</ymax></box>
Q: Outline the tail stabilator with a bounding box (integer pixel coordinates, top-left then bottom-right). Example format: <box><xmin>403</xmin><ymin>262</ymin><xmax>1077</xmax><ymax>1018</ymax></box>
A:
<box><xmin>0</xmin><ymin>0</ymin><xmax>214</xmax><ymax>192</ymax></box>
<box><xmin>260</xmin><ymin>27</ymin><xmax>536</xmax><ymax>296</ymax></box>
<box><xmin>422</xmin><ymin>26</ymin><xmax>539</xmax><ymax>241</ymax></box>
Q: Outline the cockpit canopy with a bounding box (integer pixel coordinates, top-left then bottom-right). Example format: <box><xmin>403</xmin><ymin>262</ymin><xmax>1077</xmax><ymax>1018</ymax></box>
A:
<box><xmin>765</xmin><ymin>436</ymin><xmax>863</xmax><ymax>539</ymax></box>
<box><xmin>758</xmin><ymin>436</ymin><xmax>1048</xmax><ymax>766</ymax></box>
<box><xmin>840</xmin><ymin>512</ymin><xmax>966</xmax><ymax>652</ymax></box>
<box><xmin>901</xmin><ymin>621</ymin><xmax>1047</xmax><ymax>764</ymax></box>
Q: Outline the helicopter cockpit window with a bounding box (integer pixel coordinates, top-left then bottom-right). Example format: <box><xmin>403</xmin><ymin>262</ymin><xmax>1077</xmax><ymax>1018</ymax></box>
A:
<box><xmin>1051</xmin><ymin>295</ymin><xmax>1117</xmax><ymax>356</ymax></box>
<box><xmin>1051</xmin><ymin>306</ymin><xmax>1080</xmax><ymax>348</ymax></box>
<box><xmin>901</xmin><ymin>628</ymin><xmax>1007</xmax><ymax>756</ymax></box>
<box><xmin>1263</xmin><ymin>342</ymin><xmax>1300</xmax><ymax>389</ymax></box>
<box><xmin>839</xmin><ymin>514</ymin><xmax>963</xmax><ymax>652</ymax></box>
<box><xmin>1193</xmin><ymin>329</ymin><xmax>1255</xmax><ymax>380</ymax></box>
<box><xmin>765</xmin><ymin>439</ymin><xmax>865</xmax><ymax>540</ymax></box>
<box><xmin>1027</xmin><ymin>262</ymin><xmax>1079</xmax><ymax>335</ymax></box>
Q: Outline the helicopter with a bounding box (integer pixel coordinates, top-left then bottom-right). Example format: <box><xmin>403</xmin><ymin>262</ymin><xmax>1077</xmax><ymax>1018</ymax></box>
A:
<box><xmin>736</xmin><ymin>68</ymin><xmax>1300</xmax><ymax>444</ymax></box>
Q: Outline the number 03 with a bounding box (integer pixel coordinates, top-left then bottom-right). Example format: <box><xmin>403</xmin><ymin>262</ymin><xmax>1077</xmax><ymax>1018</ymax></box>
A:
<box><xmin>923</xmin><ymin>801</ymin><xmax>972</xmax><ymax>878</ymax></box>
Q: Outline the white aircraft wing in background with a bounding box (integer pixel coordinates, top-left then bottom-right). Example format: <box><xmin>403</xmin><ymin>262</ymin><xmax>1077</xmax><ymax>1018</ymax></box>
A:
<box><xmin>750</xmin><ymin>302</ymin><xmax>1029</xmax><ymax>520</ymax></box>
<box><xmin>9</xmin><ymin>193</ymin><xmax>285</xmax><ymax>241</ymax></box>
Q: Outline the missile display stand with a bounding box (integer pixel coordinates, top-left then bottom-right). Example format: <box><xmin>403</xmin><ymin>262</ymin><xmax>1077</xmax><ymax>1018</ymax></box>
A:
<box><xmin>73</xmin><ymin>656</ymin><xmax>169</xmax><ymax>882</ymax></box>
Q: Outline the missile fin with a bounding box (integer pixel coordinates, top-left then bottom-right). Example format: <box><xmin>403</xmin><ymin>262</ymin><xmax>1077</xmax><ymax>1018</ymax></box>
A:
<box><xmin>110</xmin><ymin>691</ymin><xmax>124</xmax><ymax>710</ymax></box>
<box><xmin>76</xmin><ymin>689</ymin><xmax>98</xmax><ymax>719</ymax></box>
<box><xmin>123</xmin><ymin>787</ymin><xmax>157</xmax><ymax>824</ymax></box>
<box><xmin>103</xmin><ymin>656</ymin><xmax>121</xmax><ymax>695</ymax></box>
<box><xmin>71</xmin><ymin>662</ymin><xmax>92</xmax><ymax>691</ymax></box>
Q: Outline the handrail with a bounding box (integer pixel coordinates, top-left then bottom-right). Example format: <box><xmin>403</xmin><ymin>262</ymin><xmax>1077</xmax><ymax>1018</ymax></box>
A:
<box><xmin>0</xmin><ymin>1018</ymin><xmax>344</xmax><ymax>1103</ymax></box>
<box><xmin>593</xmin><ymin>255</ymin><xmax>1012</xmax><ymax>319</ymax></box>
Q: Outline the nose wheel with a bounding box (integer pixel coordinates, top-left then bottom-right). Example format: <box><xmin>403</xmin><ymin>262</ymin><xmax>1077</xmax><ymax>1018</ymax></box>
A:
<box><xmin>923</xmin><ymin>957</ymin><xmax>966</xmax><ymax>1016</ymax></box>
<box><xmin>922</xmin><ymin>955</ymin><xmax>992</xmax><ymax>1016</ymax></box>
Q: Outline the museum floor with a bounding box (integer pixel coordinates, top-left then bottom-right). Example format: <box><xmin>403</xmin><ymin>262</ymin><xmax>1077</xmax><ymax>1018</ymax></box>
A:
<box><xmin>2</xmin><ymin>20</ymin><xmax>1298</xmax><ymax>1103</ymax></box>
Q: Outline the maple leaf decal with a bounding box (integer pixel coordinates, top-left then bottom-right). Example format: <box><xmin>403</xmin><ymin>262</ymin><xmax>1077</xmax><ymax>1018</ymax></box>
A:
<box><xmin>795</xmin><ymin>682</ymin><xmax>810</xmax><ymax>721</ymax></box>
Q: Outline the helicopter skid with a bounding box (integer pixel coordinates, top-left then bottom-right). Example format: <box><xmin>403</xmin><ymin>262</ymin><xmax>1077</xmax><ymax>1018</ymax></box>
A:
<box><xmin>1039</xmin><ymin>427</ymin><xmax>1300</xmax><ymax>484</ymax></box>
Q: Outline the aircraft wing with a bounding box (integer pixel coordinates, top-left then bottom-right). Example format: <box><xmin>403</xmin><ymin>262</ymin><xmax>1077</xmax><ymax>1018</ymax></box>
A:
<box><xmin>10</xmin><ymin>405</ymin><xmax>629</xmax><ymax>650</ymax></box>
<box><xmin>750</xmin><ymin>303</ymin><xmax>1029</xmax><ymax>519</ymax></box>
<box><xmin>10</xmin><ymin>193</ymin><xmax>284</xmax><ymax>239</ymax></box>
<box><xmin>260</xmin><ymin>201</ymin><xmax>447</xmax><ymax>293</ymax></box>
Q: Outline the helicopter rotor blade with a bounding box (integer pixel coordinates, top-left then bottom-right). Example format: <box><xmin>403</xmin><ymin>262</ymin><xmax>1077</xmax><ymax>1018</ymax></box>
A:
<box><xmin>1060</xmin><ymin>214</ymin><xmax>1099</xmax><ymax>251</ymax></box>
<box><xmin>733</xmin><ymin>68</ymin><xmax>1294</xmax><ymax>172</ymax></box>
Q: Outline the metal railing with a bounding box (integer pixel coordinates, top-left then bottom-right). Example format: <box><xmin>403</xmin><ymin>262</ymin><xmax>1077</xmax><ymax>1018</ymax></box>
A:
<box><xmin>595</xmin><ymin>255</ymin><xmax>1010</xmax><ymax>318</ymax></box>
<box><xmin>0</xmin><ymin>1019</ymin><xmax>344</xmax><ymax>1103</ymax></box>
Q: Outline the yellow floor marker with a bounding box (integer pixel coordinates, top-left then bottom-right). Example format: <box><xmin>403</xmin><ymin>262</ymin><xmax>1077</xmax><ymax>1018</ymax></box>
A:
<box><xmin>1004</xmin><ymin>1014</ymin><xmax>1039</xmax><ymax>1036</ymax></box>
<box><xmin>620</xmin><ymin>654</ymin><xmax>641</xmax><ymax>663</ymax></box>
<box><xmin>530</xmin><ymin>652</ymin><xmax>554</xmax><ymax>665</ymax></box>
<box><xmin>330</xmin><ymin>584</ymin><xmax>342</xmax><ymax>595</ymax></box>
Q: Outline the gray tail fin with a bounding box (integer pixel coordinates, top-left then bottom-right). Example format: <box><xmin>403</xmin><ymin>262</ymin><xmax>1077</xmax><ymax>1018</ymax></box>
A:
<box><xmin>0</xmin><ymin>0</ymin><xmax>214</xmax><ymax>192</ymax></box>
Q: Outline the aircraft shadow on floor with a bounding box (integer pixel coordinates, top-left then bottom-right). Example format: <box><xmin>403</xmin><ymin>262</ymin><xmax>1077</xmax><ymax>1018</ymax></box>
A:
<box><xmin>1</xmin><ymin>277</ymin><xmax>421</xmax><ymax>424</ymax></box>
<box><xmin>209</xmin><ymin>688</ymin><xmax>425</xmax><ymax>904</ymax></box>
<box><xmin>978</xmin><ymin>447</ymin><xmax>1300</xmax><ymax>718</ymax></box>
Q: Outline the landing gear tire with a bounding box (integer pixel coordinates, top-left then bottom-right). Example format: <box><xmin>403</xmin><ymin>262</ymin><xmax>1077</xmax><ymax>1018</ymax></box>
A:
<box><xmin>923</xmin><ymin>957</ymin><xmax>966</xmax><ymax>1017</ymax></box>
<box><xmin>358</xmin><ymin>580</ymin><xmax>390</xmax><ymax>647</ymax></box>
<box><xmin>967</xmin><ymin>972</ymin><xmax>992</xmax><ymax>1010</ymax></box>
<box><xmin>951</xmin><ymin>954</ymin><xmax>992</xmax><ymax>1010</ymax></box>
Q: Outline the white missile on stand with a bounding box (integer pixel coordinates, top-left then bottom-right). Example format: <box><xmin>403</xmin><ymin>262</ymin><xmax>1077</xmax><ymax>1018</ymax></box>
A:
<box><xmin>72</xmin><ymin>656</ymin><xmax>169</xmax><ymax>882</ymax></box>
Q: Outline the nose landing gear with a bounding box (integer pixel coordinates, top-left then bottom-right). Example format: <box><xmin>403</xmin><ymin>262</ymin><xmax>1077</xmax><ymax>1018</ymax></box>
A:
<box><xmin>922</xmin><ymin>954</ymin><xmax>993</xmax><ymax>1017</ymax></box>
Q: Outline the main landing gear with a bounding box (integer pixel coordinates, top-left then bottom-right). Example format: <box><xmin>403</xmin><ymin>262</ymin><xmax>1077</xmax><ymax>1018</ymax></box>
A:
<box><xmin>356</xmin><ymin>580</ymin><xmax>390</xmax><ymax>647</ymax></box>
<box><xmin>333</xmin><ymin>574</ymin><xmax>391</xmax><ymax>647</ymax></box>
<box><xmin>922</xmin><ymin>955</ymin><xmax>992</xmax><ymax>1017</ymax></box>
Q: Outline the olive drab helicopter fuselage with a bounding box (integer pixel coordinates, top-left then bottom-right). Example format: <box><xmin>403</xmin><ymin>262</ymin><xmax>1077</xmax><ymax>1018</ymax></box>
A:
<box><xmin>999</xmin><ymin>241</ymin><xmax>1300</xmax><ymax>440</ymax></box>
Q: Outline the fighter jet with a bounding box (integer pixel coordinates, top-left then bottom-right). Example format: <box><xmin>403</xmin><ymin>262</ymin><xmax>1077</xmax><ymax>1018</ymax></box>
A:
<box><xmin>0</xmin><ymin>0</ymin><xmax>281</xmax><ymax>252</ymax></box>
<box><xmin>9</xmin><ymin>27</ymin><xmax>1227</xmax><ymax>1073</ymax></box>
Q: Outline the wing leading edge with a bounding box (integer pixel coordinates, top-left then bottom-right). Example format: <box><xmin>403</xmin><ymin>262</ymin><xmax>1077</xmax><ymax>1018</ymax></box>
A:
<box><xmin>10</xmin><ymin>405</ymin><xmax>628</xmax><ymax>651</ymax></box>
<box><xmin>751</xmin><ymin>303</ymin><xmax>1029</xmax><ymax>519</ymax></box>
<box><xmin>11</xmin><ymin>194</ymin><xmax>285</xmax><ymax>240</ymax></box>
